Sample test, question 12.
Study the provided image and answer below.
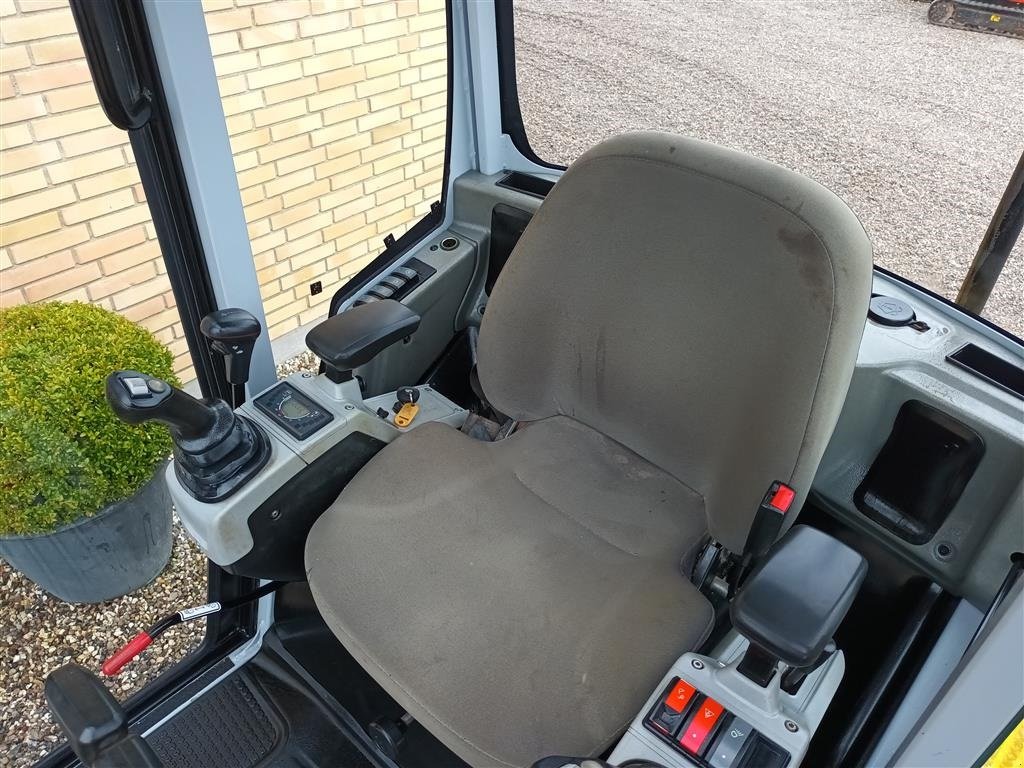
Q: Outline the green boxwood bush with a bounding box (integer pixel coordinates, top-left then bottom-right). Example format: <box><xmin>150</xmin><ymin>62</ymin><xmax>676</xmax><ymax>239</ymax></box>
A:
<box><xmin>0</xmin><ymin>302</ymin><xmax>179</xmax><ymax>536</ymax></box>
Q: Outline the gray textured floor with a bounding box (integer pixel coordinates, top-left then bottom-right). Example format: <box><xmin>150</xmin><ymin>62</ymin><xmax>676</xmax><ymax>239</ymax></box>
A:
<box><xmin>513</xmin><ymin>0</ymin><xmax>1023</xmax><ymax>338</ymax></box>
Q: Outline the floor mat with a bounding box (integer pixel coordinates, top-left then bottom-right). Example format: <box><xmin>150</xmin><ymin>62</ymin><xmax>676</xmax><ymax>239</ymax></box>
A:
<box><xmin>148</xmin><ymin>673</ymin><xmax>276</xmax><ymax>768</ymax></box>
<box><xmin>143</xmin><ymin>651</ymin><xmax>375</xmax><ymax>768</ymax></box>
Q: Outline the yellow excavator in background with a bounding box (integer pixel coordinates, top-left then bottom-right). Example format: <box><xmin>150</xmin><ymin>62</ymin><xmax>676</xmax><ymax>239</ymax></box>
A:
<box><xmin>927</xmin><ymin>0</ymin><xmax>1024</xmax><ymax>37</ymax></box>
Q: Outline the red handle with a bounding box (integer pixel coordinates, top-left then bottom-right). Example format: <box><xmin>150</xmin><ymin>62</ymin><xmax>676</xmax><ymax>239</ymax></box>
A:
<box><xmin>101</xmin><ymin>632</ymin><xmax>152</xmax><ymax>676</ymax></box>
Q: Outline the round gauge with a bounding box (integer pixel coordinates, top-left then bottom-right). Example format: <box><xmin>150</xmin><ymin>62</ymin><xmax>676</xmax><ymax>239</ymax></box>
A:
<box><xmin>280</xmin><ymin>395</ymin><xmax>309</xmax><ymax>420</ymax></box>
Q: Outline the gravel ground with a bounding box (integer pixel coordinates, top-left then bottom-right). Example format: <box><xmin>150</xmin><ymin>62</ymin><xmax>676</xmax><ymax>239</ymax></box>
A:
<box><xmin>0</xmin><ymin>521</ymin><xmax>207</xmax><ymax>767</ymax></box>
<box><xmin>273</xmin><ymin>350</ymin><xmax>320</xmax><ymax>378</ymax></box>
<box><xmin>513</xmin><ymin>0</ymin><xmax>1023</xmax><ymax>338</ymax></box>
<box><xmin>1</xmin><ymin>353</ymin><xmax>319</xmax><ymax>768</ymax></box>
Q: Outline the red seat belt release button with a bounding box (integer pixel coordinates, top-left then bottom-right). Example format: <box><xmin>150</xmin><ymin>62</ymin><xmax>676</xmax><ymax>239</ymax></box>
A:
<box><xmin>768</xmin><ymin>483</ymin><xmax>795</xmax><ymax>513</ymax></box>
<box><xmin>742</xmin><ymin>481</ymin><xmax>796</xmax><ymax>563</ymax></box>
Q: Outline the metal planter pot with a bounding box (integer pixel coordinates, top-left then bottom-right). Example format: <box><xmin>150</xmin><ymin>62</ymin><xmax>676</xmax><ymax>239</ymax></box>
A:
<box><xmin>0</xmin><ymin>465</ymin><xmax>172</xmax><ymax>604</ymax></box>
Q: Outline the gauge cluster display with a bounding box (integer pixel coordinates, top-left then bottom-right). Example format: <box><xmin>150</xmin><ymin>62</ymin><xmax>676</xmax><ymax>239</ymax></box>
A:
<box><xmin>253</xmin><ymin>383</ymin><xmax>333</xmax><ymax>440</ymax></box>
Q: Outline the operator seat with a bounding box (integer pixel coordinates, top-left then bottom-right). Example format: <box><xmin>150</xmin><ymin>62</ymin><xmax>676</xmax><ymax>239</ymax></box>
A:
<box><xmin>305</xmin><ymin>133</ymin><xmax>872</xmax><ymax>767</ymax></box>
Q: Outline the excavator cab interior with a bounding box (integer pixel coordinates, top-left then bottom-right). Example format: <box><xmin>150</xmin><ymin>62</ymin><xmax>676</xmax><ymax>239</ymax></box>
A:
<box><xmin>31</xmin><ymin>2</ymin><xmax>1024</xmax><ymax>768</ymax></box>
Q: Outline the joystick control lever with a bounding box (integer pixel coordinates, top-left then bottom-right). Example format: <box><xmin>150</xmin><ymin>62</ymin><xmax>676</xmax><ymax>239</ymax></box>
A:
<box><xmin>106</xmin><ymin>371</ymin><xmax>270</xmax><ymax>502</ymax></box>
<box><xmin>106</xmin><ymin>371</ymin><xmax>218</xmax><ymax>442</ymax></box>
<box><xmin>200</xmin><ymin>308</ymin><xmax>262</xmax><ymax>405</ymax></box>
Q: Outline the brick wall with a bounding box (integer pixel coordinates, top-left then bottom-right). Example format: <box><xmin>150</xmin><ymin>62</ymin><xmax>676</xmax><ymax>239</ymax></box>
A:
<box><xmin>0</xmin><ymin>0</ymin><xmax>447</xmax><ymax>381</ymax></box>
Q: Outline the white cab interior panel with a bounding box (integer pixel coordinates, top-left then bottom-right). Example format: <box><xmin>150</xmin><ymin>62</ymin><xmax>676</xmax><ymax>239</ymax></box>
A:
<box><xmin>813</xmin><ymin>272</ymin><xmax>1024</xmax><ymax>606</ymax></box>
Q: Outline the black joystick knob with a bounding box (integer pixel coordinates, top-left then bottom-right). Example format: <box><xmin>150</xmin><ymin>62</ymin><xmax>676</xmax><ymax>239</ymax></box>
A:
<box><xmin>106</xmin><ymin>371</ymin><xmax>270</xmax><ymax>502</ymax></box>
<box><xmin>200</xmin><ymin>308</ymin><xmax>262</xmax><ymax>386</ymax></box>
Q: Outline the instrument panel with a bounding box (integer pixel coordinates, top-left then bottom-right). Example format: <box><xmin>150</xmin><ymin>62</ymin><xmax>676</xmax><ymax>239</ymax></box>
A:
<box><xmin>253</xmin><ymin>382</ymin><xmax>333</xmax><ymax>440</ymax></box>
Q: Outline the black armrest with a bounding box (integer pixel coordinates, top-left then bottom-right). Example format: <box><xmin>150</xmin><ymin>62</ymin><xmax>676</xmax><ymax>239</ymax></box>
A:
<box><xmin>730</xmin><ymin>525</ymin><xmax>866</xmax><ymax>669</ymax></box>
<box><xmin>305</xmin><ymin>299</ymin><xmax>420</xmax><ymax>379</ymax></box>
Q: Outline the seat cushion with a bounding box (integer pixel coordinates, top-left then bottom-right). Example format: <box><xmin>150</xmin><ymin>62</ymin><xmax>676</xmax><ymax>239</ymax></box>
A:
<box><xmin>306</xmin><ymin>416</ymin><xmax>714</xmax><ymax>767</ymax></box>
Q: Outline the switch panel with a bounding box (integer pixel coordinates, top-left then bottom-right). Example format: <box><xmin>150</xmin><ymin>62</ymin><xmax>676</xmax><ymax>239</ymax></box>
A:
<box><xmin>643</xmin><ymin>677</ymin><xmax>789</xmax><ymax>768</ymax></box>
<box><xmin>351</xmin><ymin>257</ymin><xmax>438</xmax><ymax>307</ymax></box>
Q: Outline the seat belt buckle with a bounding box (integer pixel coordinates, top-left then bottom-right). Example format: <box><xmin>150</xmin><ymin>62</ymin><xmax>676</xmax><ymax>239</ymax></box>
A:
<box><xmin>745</xmin><ymin>481</ymin><xmax>796</xmax><ymax>560</ymax></box>
<box><xmin>731</xmin><ymin>482</ymin><xmax>796</xmax><ymax>593</ymax></box>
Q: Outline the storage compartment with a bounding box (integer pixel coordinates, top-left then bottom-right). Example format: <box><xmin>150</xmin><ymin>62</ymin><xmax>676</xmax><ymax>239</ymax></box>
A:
<box><xmin>495</xmin><ymin>171</ymin><xmax>554</xmax><ymax>199</ymax></box>
<box><xmin>947</xmin><ymin>343</ymin><xmax>1024</xmax><ymax>400</ymax></box>
<box><xmin>855</xmin><ymin>400</ymin><xmax>984</xmax><ymax>544</ymax></box>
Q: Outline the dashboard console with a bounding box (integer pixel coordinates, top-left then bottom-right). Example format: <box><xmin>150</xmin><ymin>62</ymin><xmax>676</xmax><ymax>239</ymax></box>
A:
<box><xmin>168</xmin><ymin>371</ymin><xmax>467</xmax><ymax>580</ymax></box>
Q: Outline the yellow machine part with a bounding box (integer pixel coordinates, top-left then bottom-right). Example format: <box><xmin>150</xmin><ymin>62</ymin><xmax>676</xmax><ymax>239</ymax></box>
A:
<box><xmin>984</xmin><ymin>716</ymin><xmax>1024</xmax><ymax>768</ymax></box>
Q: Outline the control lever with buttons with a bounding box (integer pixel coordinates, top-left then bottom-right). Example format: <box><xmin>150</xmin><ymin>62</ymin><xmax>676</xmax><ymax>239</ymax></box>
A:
<box><xmin>199</xmin><ymin>308</ymin><xmax>262</xmax><ymax>407</ymax></box>
<box><xmin>106</xmin><ymin>371</ymin><xmax>270</xmax><ymax>502</ymax></box>
<box><xmin>107</xmin><ymin>371</ymin><xmax>217</xmax><ymax>441</ymax></box>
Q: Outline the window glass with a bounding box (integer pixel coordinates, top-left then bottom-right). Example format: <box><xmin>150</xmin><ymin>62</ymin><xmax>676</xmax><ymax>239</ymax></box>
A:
<box><xmin>201</xmin><ymin>0</ymin><xmax>448</xmax><ymax>346</ymax></box>
<box><xmin>511</xmin><ymin>1</ymin><xmax>1022</xmax><ymax>337</ymax></box>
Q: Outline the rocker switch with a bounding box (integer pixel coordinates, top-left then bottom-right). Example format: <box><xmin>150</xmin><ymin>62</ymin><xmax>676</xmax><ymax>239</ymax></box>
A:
<box><xmin>707</xmin><ymin>715</ymin><xmax>754</xmax><ymax>768</ymax></box>
<box><xmin>392</xmin><ymin>266</ymin><xmax>418</xmax><ymax>281</ymax></box>
<box><xmin>679</xmin><ymin>696</ymin><xmax>725</xmax><ymax>755</ymax></box>
<box><xmin>663</xmin><ymin>679</ymin><xmax>696</xmax><ymax>713</ymax></box>
<box><xmin>647</xmin><ymin>678</ymin><xmax>696</xmax><ymax>736</ymax></box>
<box><xmin>379</xmin><ymin>275</ymin><xmax>407</xmax><ymax>291</ymax></box>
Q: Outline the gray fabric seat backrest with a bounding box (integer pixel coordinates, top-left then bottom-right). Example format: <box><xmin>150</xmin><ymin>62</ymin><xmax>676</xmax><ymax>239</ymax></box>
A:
<box><xmin>477</xmin><ymin>132</ymin><xmax>873</xmax><ymax>553</ymax></box>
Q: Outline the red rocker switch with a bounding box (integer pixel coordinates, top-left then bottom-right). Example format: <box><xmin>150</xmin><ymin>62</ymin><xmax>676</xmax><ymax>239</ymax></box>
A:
<box><xmin>679</xmin><ymin>696</ymin><xmax>725</xmax><ymax>754</ymax></box>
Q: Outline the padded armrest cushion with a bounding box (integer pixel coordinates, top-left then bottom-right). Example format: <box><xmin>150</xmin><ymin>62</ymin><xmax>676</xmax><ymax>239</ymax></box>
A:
<box><xmin>730</xmin><ymin>525</ymin><xmax>867</xmax><ymax>668</ymax></box>
<box><xmin>305</xmin><ymin>299</ymin><xmax>420</xmax><ymax>371</ymax></box>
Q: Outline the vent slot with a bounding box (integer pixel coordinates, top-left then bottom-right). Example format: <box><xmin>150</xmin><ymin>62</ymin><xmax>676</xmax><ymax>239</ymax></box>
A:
<box><xmin>947</xmin><ymin>343</ymin><xmax>1024</xmax><ymax>400</ymax></box>
<box><xmin>496</xmin><ymin>171</ymin><xmax>555</xmax><ymax>199</ymax></box>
